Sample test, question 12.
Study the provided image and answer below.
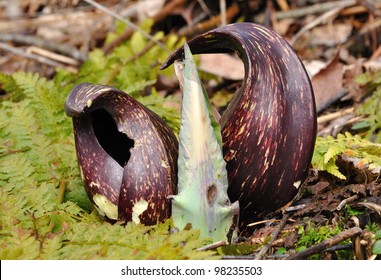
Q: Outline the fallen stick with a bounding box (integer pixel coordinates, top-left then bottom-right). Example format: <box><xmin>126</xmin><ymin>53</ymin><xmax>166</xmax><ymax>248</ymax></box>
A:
<box><xmin>336</xmin><ymin>194</ymin><xmax>359</xmax><ymax>211</ymax></box>
<box><xmin>0</xmin><ymin>42</ymin><xmax>72</xmax><ymax>70</ymax></box>
<box><xmin>0</xmin><ymin>10</ymin><xmax>101</xmax><ymax>33</ymax></box>
<box><xmin>287</xmin><ymin>227</ymin><xmax>362</xmax><ymax>260</ymax></box>
<box><xmin>290</xmin><ymin>7</ymin><xmax>342</xmax><ymax>46</ymax></box>
<box><xmin>358</xmin><ymin>202</ymin><xmax>381</xmax><ymax>215</ymax></box>
<box><xmin>254</xmin><ymin>0</ymin><xmax>381</xmax><ymax>29</ymax></box>
<box><xmin>0</xmin><ymin>33</ymin><xmax>86</xmax><ymax>61</ymax></box>
<box><xmin>317</xmin><ymin>107</ymin><xmax>354</xmax><ymax>124</ymax></box>
<box><xmin>285</xmin><ymin>204</ymin><xmax>306</xmax><ymax>212</ymax></box>
<box><xmin>27</xmin><ymin>46</ymin><xmax>79</xmax><ymax>66</ymax></box>
<box><xmin>177</xmin><ymin>4</ymin><xmax>239</xmax><ymax>37</ymax></box>
<box><xmin>197</xmin><ymin>240</ymin><xmax>227</xmax><ymax>251</ymax></box>
<box><xmin>254</xmin><ymin>213</ymin><xmax>290</xmax><ymax>260</ymax></box>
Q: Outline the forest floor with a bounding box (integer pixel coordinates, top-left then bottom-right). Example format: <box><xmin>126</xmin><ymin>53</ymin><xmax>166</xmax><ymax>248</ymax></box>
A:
<box><xmin>1</xmin><ymin>0</ymin><xmax>381</xmax><ymax>260</ymax></box>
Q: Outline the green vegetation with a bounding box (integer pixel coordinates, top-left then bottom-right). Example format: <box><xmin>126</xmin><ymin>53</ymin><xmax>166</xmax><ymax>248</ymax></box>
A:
<box><xmin>0</xmin><ymin>22</ymin><xmax>217</xmax><ymax>260</ymax></box>
<box><xmin>312</xmin><ymin>132</ymin><xmax>381</xmax><ymax>179</ymax></box>
<box><xmin>295</xmin><ymin>223</ymin><xmax>350</xmax><ymax>259</ymax></box>
<box><xmin>296</xmin><ymin>222</ymin><xmax>342</xmax><ymax>249</ymax></box>
<box><xmin>352</xmin><ymin>71</ymin><xmax>381</xmax><ymax>142</ymax></box>
<box><xmin>373</xmin><ymin>230</ymin><xmax>381</xmax><ymax>255</ymax></box>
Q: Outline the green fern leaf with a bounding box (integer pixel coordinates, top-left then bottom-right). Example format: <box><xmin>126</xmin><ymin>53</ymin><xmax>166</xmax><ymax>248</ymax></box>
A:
<box><xmin>313</xmin><ymin>132</ymin><xmax>381</xmax><ymax>179</ymax></box>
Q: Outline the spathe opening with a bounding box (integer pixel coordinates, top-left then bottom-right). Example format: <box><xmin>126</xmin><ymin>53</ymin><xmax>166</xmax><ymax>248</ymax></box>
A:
<box><xmin>90</xmin><ymin>109</ymin><xmax>134</xmax><ymax>167</ymax></box>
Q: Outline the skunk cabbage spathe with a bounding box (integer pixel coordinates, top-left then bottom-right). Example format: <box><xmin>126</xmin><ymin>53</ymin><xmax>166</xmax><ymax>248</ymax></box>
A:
<box><xmin>65</xmin><ymin>83</ymin><xmax>178</xmax><ymax>225</ymax></box>
<box><xmin>161</xmin><ymin>22</ymin><xmax>317</xmax><ymax>226</ymax></box>
<box><xmin>65</xmin><ymin>22</ymin><xmax>316</xmax><ymax>236</ymax></box>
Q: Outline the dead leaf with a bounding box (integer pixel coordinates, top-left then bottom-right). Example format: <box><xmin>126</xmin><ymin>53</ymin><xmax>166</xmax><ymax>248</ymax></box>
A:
<box><xmin>349</xmin><ymin>184</ymin><xmax>367</xmax><ymax>196</ymax></box>
<box><xmin>294</xmin><ymin>202</ymin><xmax>319</xmax><ymax>216</ymax></box>
<box><xmin>311</xmin><ymin>23</ymin><xmax>352</xmax><ymax>47</ymax></box>
<box><xmin>306</xmin><ymin>181</ymin><xmax>330</xmax><ymax>195</ymax></box>
<box><xmin>199</xmin><ymin>53</ymin><xmax>244</xmax><ymax>80</ymax></box>
<box><xmin>250</xmin><ymin>225</ymin><xmax>274</xmax><ymax>244</ymax></box>
<box><xmin>303</xmin><ymin>60</ymin><xmax>327</xmax><ymax>77</ymax></box>
<box><xmin>364</xmin><ymin>60</ymin><xmax>381</xmax><ymax>71</ymax></box>
<box><xmin>273</xmin><ymin>18</ymin><xmax>295</xmax><ymax>35</ymax></box>
<box><xmin>311</xmin><ymin>52</ymin><xmax>344</xmax><ymax>112</ymax></box>
<box><xmin>284</xmin><ymin>229</ymin><xmax>298</xmax><ymax>248</ymax></box>
<box><xmin>136</xmin><ymin>0</ymin><xmax>166</xmax><ymax>21</ymax></box>
<box><xmin>366</xmin><ymin>182</ymin><xmax>381</xmax><ymax>197</ymax></box>
<box><xmin>342</xmin><ymin>58</ymin><xmax>366</xmax><ymax>102</ymax></box>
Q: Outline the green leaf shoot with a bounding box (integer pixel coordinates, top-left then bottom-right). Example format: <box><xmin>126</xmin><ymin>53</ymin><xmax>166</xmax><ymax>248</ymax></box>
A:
<box><xmin>170</xmin><ymin>43</ymin><xmax>239</xmax><ymax>242</ymax></box>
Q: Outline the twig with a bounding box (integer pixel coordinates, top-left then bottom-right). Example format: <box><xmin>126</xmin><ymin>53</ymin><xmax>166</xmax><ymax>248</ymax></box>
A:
<box><xmin>276</xmin><ymin>0</ymin><xmax>290</xmax><ymax>11</ymax></box>
<box><xmin>0</xmin><ymin>33</ymin><xmax>86</xmax><ymax>61</ymax></box>
<box><xmin>287</xmin><ymin>227</ymin><xmax>362</xmax><ymax>260</ymax></box>
<box><xmin>285</xmin><ymin>204</ymin><xmax>306</xmax><ymax>212</ymax></box>
<box><xmin>103</xmin><ymin>35</ymin><xmax>172</xmax><ymax>84</ymax></box>
<box><xmin>178</xmin><ymin>3</ymin><xmax>239</xmax><ymax>37</ymax></box>
<box><xmin>0</xmin><ymin>42</ymin><xmax>72</xmax><ymax>70</ymax></box>
<box><xmin>341</xmin><ymin>3</ymin><xmax>381</xmax><ymax>16</ymax></box>
<box><xmin>83</xmin><ymin>0</ymin><xmax>169</xmax><ymax>53</ymax></box>
<box><xmin>197</xmin><ymin>0</ymin><xmax>211</xmax><ymax>15</ymax></box>
<box><xmin>197</xmin><ymin>240</ymin><xmax>227</xmax><ymax>251</ymax></box>
<box><xmin>358</xmin><ymin>0</ymin><xmax>381</xmax><ymax>17</ymax></box>
<box><xmin>27</xmin><ymin>46</ymin><xmax>79</xmax><ymax>66</ymax></box>
<box><xmin>290</xmin><ymin>7</ymin><xmax>343</xmax><ymax>46</ymax></box>
<box><xmin>370</xmin><ymin>43</ymin><xmax>381</xmax><ymax>60</ymax></box>
<box><xmin>257</xmin><ymin>0</ymin><xmax>357</xmax><ymax>21</ymax></box>
<box><xmin>219</xmin><ymin>0</ymin><xmax>227</xmax><ymax>26</ymax></box>
<box><xmin>103</xmin><ymin>29</ymin><xmax>133</xmax><ymax>55</ymax></box>
<box><xmin>222</xmin><ymin>255</ymin><xmax>260</xmax><ymax>260</ymax></box>
<box><xmin>317</xmin><ymin>107</ymin><xmax>355</xmax><ymax>125</ymax></box>
<box><xmin>254</xmin><ymin>213</ymin><xmax>290</xmax><ymax>260</ymax></box>
<box><xmin>323</xmin><ymin>243</ymin><xmax>353</xmax><ymax>252</ymax></box>
<box><xmin>0</xmin><ymin>9</ymin><xmax>100</xmax><ymax>33</ymax></box>
<box><xmin>247</xmin><ymin>219</ymin><xmax>281</xmax><ymax>227</ymax></box>
<box><xmin>264</xmin><ymin>253</ymin><xmax>289</xmax><ymax>260</ymax></box>
<box><xmin>344</xmin><ymin>18</ymin><xmax>381</xmax><ymax>49</ymax></box>
<box><xmin>337</xmin><ymin>194</ymin><xmax>359</xmax><ymax>211</ymax></box>
<box><xmin>358</xmin><ymin>202</ymin><xmax>381</xmax><ymax>215</ymax></box>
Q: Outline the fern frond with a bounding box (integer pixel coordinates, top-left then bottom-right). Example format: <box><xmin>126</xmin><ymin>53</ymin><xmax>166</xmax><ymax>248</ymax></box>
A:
<box><xmin>312</xmin><ymin>132</ymin><xmax>381</xmax><ymax>179</ymax></box>
<box><xmin>0</xmin><ymin>231</ymin><xmax>41</xmax><ymax>260</ymax></box>
<box><xmin>12</xmin><ymin>72</ymin><xmax>42</xmax><ymax>98</ymax></box>
<box><xmin>1</xmin><ymin>100</ymin><xmax>37</xmax><ymax>150</ymax></box>
<box><xmin>0</xmin><ymin>73</ymin><xmax>24</xmax><ymax>101</ymax></box>
<box><xmin>0</xmin><ymin>153</ymin><xmax>36</xmax><ymax>189</ymax></box>
<box><xmin>39</xmin><ymin>235</ymin><xmax>63</xmax><ymax>259</ymax></box>
<box><xmin>57</xmin><ymin>219</ymin><xmax>214</xmax><ymax>260</ymax></box>
<box><xmin>12</xmin><ymin>72</ymin><xmax>71</xmax><ymax>140</ymax></box>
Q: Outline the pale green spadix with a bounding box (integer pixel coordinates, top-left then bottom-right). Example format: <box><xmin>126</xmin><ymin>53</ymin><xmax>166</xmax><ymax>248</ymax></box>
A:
<box><xmin>171</xmin><ymin>43</ymin><xmax>239</xmax><ymax>242</ymax></box>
